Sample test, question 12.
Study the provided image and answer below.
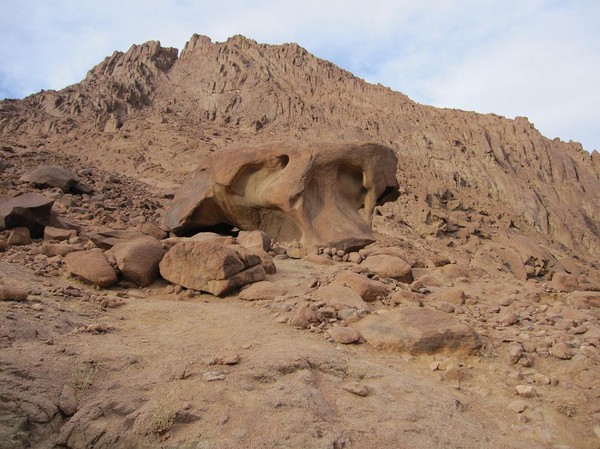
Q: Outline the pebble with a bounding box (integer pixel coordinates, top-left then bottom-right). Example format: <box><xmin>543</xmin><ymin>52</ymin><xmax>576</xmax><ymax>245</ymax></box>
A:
<box><xmin>507</xmin><ymin>400</ymin><xmax>528</xmax><ymax>413</ymax></box>
<box><xmin>203</xmin><ymin>371</ymin><xmax>226</xmax><ymax>382</ymax></box>
<box><xmin>342</xmin><ymin>382</ymin><xmax>371</xmax><ymax>397</ymax></box>
<box><xmin>515</xmin><ymin>385</ymin><xmax>537</xmax><ymax>397</ymax></box>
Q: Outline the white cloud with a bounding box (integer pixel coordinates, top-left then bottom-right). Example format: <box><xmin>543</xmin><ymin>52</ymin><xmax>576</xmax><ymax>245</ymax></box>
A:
<box><xmin>0</xmin><ymin>0</ymin><xmax>598</xmax><ymax>150</ymax></box>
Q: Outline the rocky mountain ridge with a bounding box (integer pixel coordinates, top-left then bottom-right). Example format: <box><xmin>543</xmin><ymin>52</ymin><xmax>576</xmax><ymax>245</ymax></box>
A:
<box><xmin>1</xmin><ymin>34</ymin><xmax>599</xmax><ymax>266</ymax></box>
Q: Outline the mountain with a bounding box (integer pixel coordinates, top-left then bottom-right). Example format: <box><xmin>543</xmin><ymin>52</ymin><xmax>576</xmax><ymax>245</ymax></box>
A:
<box><xmin>2</xmin><ymin>34</ymin><xmax>598</xmax><ymax>269</ymax></box>
<box><xmin>1</xmin><ymin>34</ymin><xmax>600</xmax><ymax>449</ymax></box>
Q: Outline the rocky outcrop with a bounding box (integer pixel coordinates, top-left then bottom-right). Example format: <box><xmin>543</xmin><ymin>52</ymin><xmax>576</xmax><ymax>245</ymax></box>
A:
<box><xmin>164</xmin><ymin>141</ymin><xmax>399</xmax><ymax>251</ymax></box>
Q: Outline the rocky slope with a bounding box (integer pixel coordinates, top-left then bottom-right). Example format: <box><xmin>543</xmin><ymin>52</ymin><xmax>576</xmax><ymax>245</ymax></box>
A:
<box><xmin>0</xmin><ymin>34</ymin><xmax>599</xmax><ymax>449</ymax></box>
<box><xmin>1</xmin><ymin>34</ymin><xmax>598</xmax><ymax>263</ymax></box>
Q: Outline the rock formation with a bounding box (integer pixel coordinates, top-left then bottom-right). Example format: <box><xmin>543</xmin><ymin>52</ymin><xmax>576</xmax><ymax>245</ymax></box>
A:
<box><xmin>164</xmin><ymin>141</ymin><xmax>399</xmax><ymax>251</ymax></box>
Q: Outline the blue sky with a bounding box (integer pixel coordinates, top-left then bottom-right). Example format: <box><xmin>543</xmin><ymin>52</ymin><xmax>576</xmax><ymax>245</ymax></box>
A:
<box><xmin>1</xmin><ymin>0</ymin><xmax>598</xmax><ymax>152</ymax></box>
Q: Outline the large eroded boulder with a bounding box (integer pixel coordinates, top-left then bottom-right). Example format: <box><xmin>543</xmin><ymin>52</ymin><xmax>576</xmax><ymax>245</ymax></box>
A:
<box><xmin>164</xmin><ymin>141</ymin><xmax>399</xmax><ymax>251</ymax></box>
<box><xmin>159</xmin><ymin>240</ymin><xmax>266</xmax><ymax>296</ymax></box>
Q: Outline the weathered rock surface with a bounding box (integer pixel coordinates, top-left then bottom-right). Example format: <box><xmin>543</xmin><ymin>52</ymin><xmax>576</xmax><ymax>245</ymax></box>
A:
<box><xmin>64</xmin><ymin>249</ymin><xmax>119</xmax><ymax>288</ymax></box>
<box><xmin>164</xmin><ymin>141</ymin><xmax>399</xmax><ymax>251</ymax></box>
<box><xmin>159</xmin><ymin>240</ymin><xmax>265</xmax><ymax>296</ymax></box>
<box><xmin>110</xmin><ymin>237</ymin><xmax>165</xmax><ymax>287</ymax></box>
<box><xmin>0</xmin><ymin>193</ymin><xmax>54</xmax><ymax>237</ymax></box>
<box><xmin>356</xmin><ymin>307</ymin><xmax>480</xmax><ymax>354</ymax></box>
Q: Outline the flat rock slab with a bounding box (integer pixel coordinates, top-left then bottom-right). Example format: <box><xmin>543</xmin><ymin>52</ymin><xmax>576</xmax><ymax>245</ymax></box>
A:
<box><xmin>356</xmin><ymin>307</ymin><xmax>480</xmax><ymax>355</ymax></box>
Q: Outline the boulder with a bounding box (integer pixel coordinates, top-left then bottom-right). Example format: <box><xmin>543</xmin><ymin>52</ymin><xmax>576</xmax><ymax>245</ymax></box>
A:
<box><xmin>164</xmin><ymin>141</ymin><xmax>399</xmax><ymax>251</ymax></box>
<box><xmin>20</xmin><ymin>165</ymin><xmax>92</xmax><ymax>194</ymax></box>
<box><xmin>44</xmin><ymin>226</ymin><xmax>76</xmax><ymax>242</ymax></box>
<box><xmin>245</xmin><ymin>247</ymin><xmax>277</xmax><ymax>274</ymax></box>
<box><xmin>315</xmin><ymin>284</ymin><xmax>367</xmax><ymax>309</ymax></box>
<box><xmin>356</xmin><ymin>307</ymin><xmax>480</xmax><ymax>354</ymax></box>
<box><xmin>237</xmin><ymin>230</ymin><xmax>271</xmax><ymax>252</ymax></box>
<box><xmin>111</xmin><ymin>237</ymin><xmax>165</xmax><ymax>287</ymax></box>
<box><xmin>548</xmin><ymin>272</ymin><xmax>579</xmax><ymax>292</ymax></box>
<box><xmin>159</xmin><ymin>241</ymin><xmax>265</xmax><ymax>296</ymax></box>
<box><xmin>0</xmin><ymin>193</ymin><xmax>54</xmax><ymax>237</ymax></box>
<box><xmin>239</xmin><ymin>281</ymin><xmax>286</xmax><ymax>301</ymax></box>
<box><xmin>0</xmin><ymin>285</ymin><xmax>28</xmax><ymax>302</ymax></box>
<box><xmin>329</xmin><ymin>327</ymin><xmax>362</xmax><ymax>344</ymax></box>
<box><xmin>7</xmin><ymin>227</ymin><xmax>31</xmax><ymax>246</ymax></box>
<box><xmin>332</xmin><ymin>270</ymin><xmax>389</xmax><ymax>302</ymax></box>
<box><xmin>64</xmin><ymin>249</ymin><xmax>118</xmax><ymax>288</ymax></box>
<box><xmin>360</xmin><ymin>255</ymin><xmax>413</xmax><ymax>283</ymax></box>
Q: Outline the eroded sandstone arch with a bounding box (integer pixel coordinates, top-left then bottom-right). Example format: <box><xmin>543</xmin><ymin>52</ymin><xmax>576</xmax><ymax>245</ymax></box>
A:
<box><xmin>164</xmin><ymin>141</ymin><xmax>399</xmax><ymax>251</ymax></box>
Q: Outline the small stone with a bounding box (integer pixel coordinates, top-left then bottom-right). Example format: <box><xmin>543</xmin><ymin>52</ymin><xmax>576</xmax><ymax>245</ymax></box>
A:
<box><xmin>508</xmin><ymin>400</ymin><xmax>528</xmax><ymax>413</ymax></box>
<box><xmin>498</xmin><ymin>311</ymin><xmax>519</xmax><ymax>326</ymax></box>
<box><xmin>508</xmin><ymin>343</ymin><xmax>525</xmax><ymax>364</ymax></box>
<box><xmin>342</xmin><ymin>382</ymin><xmax>371</xmax><ymax>397</ymax></box>
<box><xmin>442</xmin><ymin>365</ymin><xmax>463</xmax><ymax>382</ymax></box>
<box><xmin>203</xmin><ymin>371</ymin><xmax>226</xmax><ymax>382</ymax></box>
<box><xmin>580</xmin><ymin>345</ymin><xmax>600</xmax><ymax>361</ymax></box>
<box><xmin>551</xmin><ymin>342</ymin><xmax>574</xmax><ymax>360</ymax></box>
<box><xmin>290</xmin><ymin>306</ymin><xmax>319</xmax><ymax>328</ymax></box>
<box><xmin>440</xmin><ymin>289</ymin><xmax>465</xmax><ymax>305</ymax></box>
<box><xmin>286</xmin><ymin>247</ymin><xmax>306</xmax><ymax>259</ymax></box>
<box><xmin>515</xmin><ymin>385</ymin><xmax>537</xmax><ymax>397</ymax></box>
<box><xmin>59</xmin><ymin>384</ymin><xmax>78</xmax><ymax>416</ymax></box>
<box><xmin>328</xmin><ymin>327</ymin><xmax>361</xmax><ymax>344</ymax></box>
<box><xmin>215</xmin><ymin>352</ymin><xmax>241</xmax><ymax>365</ymax></box>
<box><xmin>7</xmin><ymin>227</ymin><xmax>31</xmax><ymax>246</ymax></box>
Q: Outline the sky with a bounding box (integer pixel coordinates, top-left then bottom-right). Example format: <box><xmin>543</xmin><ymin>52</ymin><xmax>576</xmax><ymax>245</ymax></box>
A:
<box><xmin>1</xmin><ymin>0</ymin><xmax>598</xmax><ymax>152</ymax></box>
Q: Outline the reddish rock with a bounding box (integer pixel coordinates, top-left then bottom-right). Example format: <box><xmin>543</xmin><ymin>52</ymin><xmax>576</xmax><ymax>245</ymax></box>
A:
<box><xmin>548</xmin><ymin>272</ymin><xmax>579</xmax><ymax>293</ymax></box>
<box><xmin>237</xmin><ymin>230</ymin><xmax>271</xmax><ymax>252</ymax></box>
<box><xmin>315</xmin><ymin>284</ymin><xmax>367</xmax><ymax>309</ymax></box>
<box><xmin>164</xmin><ymin>142</ymin><xmax>399</xmax><ymax>252</ymax></box>
<box><xmin>239</xmin><ymin>281</ymin><xmax>286</xmax><ymax>301</ymax></box>
<box><xmin>290</xmin><ymin>306</ymin><xmax>319</xmax><ymax>328</ymax></box>
<box><xmin>0</xmin><ymin>285</ymin><xmax>28</xmax><ymax>302</ymax></box>
<box><xmin>111</xmin><ymin>237</ymin><xmax>165</xmax><ymax>287</ymax></box>
<box><xmin>329</xmin><ymin>327</ymin><xmax>361</xmax><ymax>344</ymax></box>
<box><xmin>64</xmin><ymin>249</ymin><xmax>118</xmax><ymax>288</ymax></box>
<box><xmin>7</xmin><ymin>227</ymin><xmax>31</xmax><ymax>246</ymax></box>
<box><xmin>356</xmin><ymin>307</ymin><xmax>480</xmax><ymax>354</ymax></box>
<box><xmin>332</xmin><ymin>270</ymin><xmax>389</xmax><ymax>302</ymax></box>
<box><xmin>44</xmin><ymin>226</ymin><xmax>76</xmax><ymax>242</ymax></box>
<box><xmin>360</xmin><ymin>255</ymin><xmax>413</xmax><ymax>283</ymax></box>
<box><xmin>159</xmin><ymin>240</ymin><xmax>265</xmax><ymax>296</ymax></box>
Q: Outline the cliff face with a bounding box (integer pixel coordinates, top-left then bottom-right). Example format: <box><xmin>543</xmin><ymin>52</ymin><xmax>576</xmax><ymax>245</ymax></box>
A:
<box><xmin>1</xmin><ymin>34</ymin><xmax>598</xmax><ymax>262</ymax></box>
